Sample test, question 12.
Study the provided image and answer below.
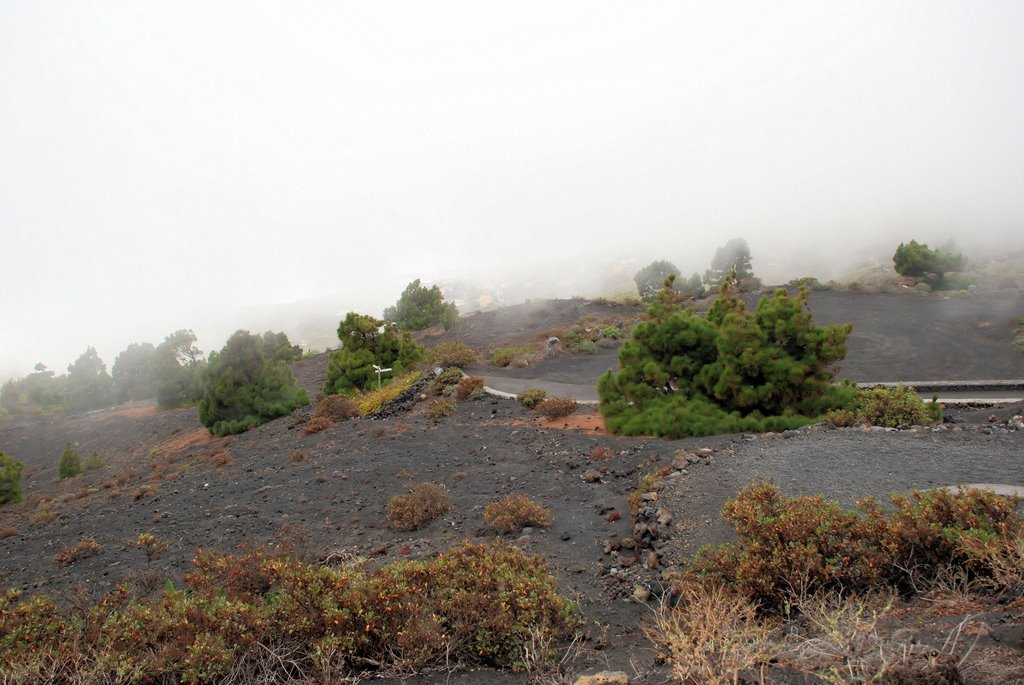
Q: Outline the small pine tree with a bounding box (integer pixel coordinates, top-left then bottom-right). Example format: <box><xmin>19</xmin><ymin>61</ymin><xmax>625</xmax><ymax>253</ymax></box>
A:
<box><xmin>0</xmin><ymin>451</ymin><xmax>24</xmax><ymax>505</ymax></box>
<box><xmin>634</xmin><ymin>260</ymin><xmax>681</xmax><ymax>302</ymax></box>
<box><xmin>59</xmin><ymin>444</ymin><xmax>82</xmax><ymax>479</ymax></box>
<box><xmin>892</xmin><ymin>240</ymin><xmax>967</xmax><ymax>289</ymax></box>
<box><xmin>704</xmin><ymin>238</ymin><xmax>760</xmax><ymax>291</ymax></box>
<box><xmin>384</xmin><ymin>279</ymin><xmax>459</xmax><ymax>331</ymax></box>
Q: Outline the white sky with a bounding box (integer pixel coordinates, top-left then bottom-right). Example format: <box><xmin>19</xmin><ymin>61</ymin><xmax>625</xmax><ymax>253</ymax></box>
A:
<box><xmin>2</xmin><ymin>1</ymin><xmax>1023</xmax><ymax>379</ymax></box>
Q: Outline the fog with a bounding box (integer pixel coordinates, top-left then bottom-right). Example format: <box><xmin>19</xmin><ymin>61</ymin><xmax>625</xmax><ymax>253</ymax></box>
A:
<box><xmin>2</xmin><ymin>1</ymin><xmax>1023</xmax><ymax>380</ymax></box>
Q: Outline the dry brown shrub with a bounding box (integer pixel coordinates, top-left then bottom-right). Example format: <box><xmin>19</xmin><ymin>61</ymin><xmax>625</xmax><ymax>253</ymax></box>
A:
<box><xmin>644</xmin><ymin>582</ymin><xmax>774</xmax><ymax>685</ymax></box>
<box><xmin>427</xmin><ymin>398</ymin><xmax>456</xmax><ymax>420</ymax></box>
<box><xmin>387</xmin><ymin>483</ymin><xmax>453</xmax><ymax>531</ymax></box>
<box><xmin>100</xmin><ymin>480</ymin><xmax>116</xmax><ymax>489</ymax></box>
<box><xmin>589</xmin><ymin>445</ymin><xmax>615</xmax><ymax>460</ymax></box>
<box><xmin>536</xmin><ymin>397</ymin><xmax>579</xmax><ymax>419</ymax></box>
<box><xmin>290</xmin><ymin>450</ymin><xmax>305</xmax><ymax>463</ymax></box>
<box><xmin>314</xmin><ymin>474</ymin><xmax>328</xmax><ymax>483</ymax></box>
<box><xmin>451</xmin><ymin>471</ymin><xmax>468</xmax><ymax>481</ymax></box>
<box><xmin>303</xmin><ymin>415</ymin><xmax>333</xmax><ymax>434</ymax></box>
<box><xmin>0</xmin><ymin>527</ymin><xmax>17</xmax><ymax>540</ymax></box>
<box><xmin>133</xmin><ymin>485</ymin><xmax>157</xmax><ymax>501</ymax></box>
<box><xmin>54</xmin><ymin>538</ymin><xmax>102</xmax><ymax>566</ymax></box>
<box><xmin>315</xmin><ymin>394</ymin><xmax>360</xmax><ymax>421</ymax></box>
<box><xmin>483</xmin><ymin>494</ymin><xmax>553</xmax><ymax>534</ymax></box>
<box><xmin>211</xmin><ymin>450</ymin><xmax>232</xmax><ymax>467</ymax></box>
<box><xmin>428</xmin><ymin>340</ymin><xmax>477</xmax><ymax>367</ymax></box>
<box><xmin>30</xmin><ymin>507</ymin><xmax>57</xmax><ymax>527</ymax></box>
<box><xmin>454</xmin><ymin>376</ymin><xmax>485</xmax><ymax>400</ymax></box>
<box><xmin>107</xmin><ymin>489</ymin><xmax>122</xmax><ymax>501</ymax></box>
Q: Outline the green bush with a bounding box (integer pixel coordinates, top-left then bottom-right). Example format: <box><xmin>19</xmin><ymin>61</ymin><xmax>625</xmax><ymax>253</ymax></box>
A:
<box><xmin>111</xmin><ymin>342</ymin><xmax>157</xmax><ymax>403</ymax></box>
<box><xmin>599</xmin><ymin>282</ymin><xmax>854</xmax><ymax>438</ymax></box>
<box><xmin>197</xmin><ymin>330</ymin><xmax>309</xmax><ymax>436</ymax></box>
<box><xmin>83</xmin><ymin>452</ymin><xmax>103</xmax><ymax>471</ymax></box>
<box><xmin>58</xmin><ymin>444</ymin><xmax>82</xmax><ymax>479</ymax></box>
<box><xmin>429</xmin><ymin>367</ymin><xmax>464</xmax><ymax>396</ymax></box>
<box><xmin>562</xmin><ymin>332</ymin><xmax>596</xmax><ymax>354</ymax></box>
<box><xmin>489</xmin><ymin>345</ymin><xmax>535</xmax><ymax>367</ymax></box>
<box><xmin>601</xmin><ymin>326</ymin><xmax>623</xmax><ymax>340</ymax></box>
<box><xmin>0</xmin><ymin>452</ymin><xmax>24</xmax><ymax>505</ymax></box>
<box><xmin>893</xmin><ymin>240</ymin><xmax>967</xmax><ymax>289</ymax></box>
<box><xmin>517</xmin><ymin>388</ymin><xmax>547</xmax><ymax>409</ymax></box>
<box><xmin>384</xmin><ymin>279</ymin><xmax>459</xmax><ymax>331</ymax></box>
<box><xmin>856</xmin><ymin>385</ymin><xmax>941</xmax><ymax>427</ymax></box>
<box><xmin>324</xmin><ymin>313</ymin><xmax>424</xmax><ymax>395</ymax></box>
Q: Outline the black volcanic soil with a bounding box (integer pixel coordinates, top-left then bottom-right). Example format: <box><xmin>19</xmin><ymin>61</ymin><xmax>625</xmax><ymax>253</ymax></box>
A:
<box><xmin>1</xmin><ymin>290</ymin><xmax>1022</xmax><ymax>683</ymax></box>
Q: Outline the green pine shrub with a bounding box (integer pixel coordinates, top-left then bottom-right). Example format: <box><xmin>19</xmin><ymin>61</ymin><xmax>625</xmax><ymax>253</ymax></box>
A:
<box><xmin>0</xmin><ymin>452</ymin><xmax>24</xmax><ymax>505</ymax></box>
<box><xmin>599</xmin><ymin>280</ymin><xmax>854</xmax><ymax>438</ymax></box>
<box><xmin>58</xmin><ymin>445</ymin><xmax>82</xmax><ymax>479</ymax></box>
<box><xmin>325</xmin><ymin>313</ymin><xmax>424</xmax><ymax>395</ymax></box>
<box><xmin>197</xmin><ymin>330</ymin><xmax>310</xmax><ymax>436</ymax></box>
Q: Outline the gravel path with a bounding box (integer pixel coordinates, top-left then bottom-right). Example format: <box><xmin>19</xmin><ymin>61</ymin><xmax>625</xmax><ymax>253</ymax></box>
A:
<box><xmin>661</xmin><ymin>425</ymin><xmax>1024</xmax><ymax>561</ymax></box>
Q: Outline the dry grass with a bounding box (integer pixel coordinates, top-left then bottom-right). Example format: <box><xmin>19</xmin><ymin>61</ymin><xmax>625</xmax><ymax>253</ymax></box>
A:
<box><xmin>0</xmin><ymin>527</ymin><xmax>17</xmax><ymax>540</ymax></box>
<box><xmin>386</xmin><ymin>483</ymin><xmax>453</xmax><ymax>531</ymax></box>
<box><xmin>958</xmin><ymin>526</ymin><xmax>1024</xmax><ymax>592</ymax></box>
<box><xmin>644</xmin><ymin>583</ymin><xmax>774</xmax><ymax>685</ymax></box>
<box><xmin>483</xmin><ymin>494</ymin><xmax>553</xmax><ymax>534</ymax></box>
<box><xmin>289</xmin><ymin>449</ymin><xmax>305</xmax><ymax>463</ymax></box>
<box><xmin>589</xmin><ymin>445</ymin><xmax>614</xmax><ymax>460</ymax></box>
<box><xmin>428</xmin><ymin>340</ymin><xmax>477</xmax><ymax>367</ymax></box>
<box><xmin>315</xmin><ymin>394</ymin><xmax>360</xmax><ymax>421</ymax></box>
<box><xmin>782</xmin><ymin>591</ymin><xmax>971</xmax><ymax>684</ymax></box>
<box><xmin>53</xmin><ymin>538</ymin><xmax>102</xmax><ymax>566</ymax></box>
<box><xmin>427</xmin><ymin>398</ymin><xmax>456</xmax><ymax>420</ymax></box>
<box><xmin>29</xmin><ymin>507</ymin><xmax>57</xmax><ymax>527</ymax></box>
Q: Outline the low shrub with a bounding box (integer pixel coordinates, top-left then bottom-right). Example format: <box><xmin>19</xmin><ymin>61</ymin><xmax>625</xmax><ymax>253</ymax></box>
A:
<box><xmin>303</xmin><ymin>415</ymin><xmax>333</xmax><ymax>434</ymax></box>
<box><xmin>454</xmin><ymin>376</ymin><xmax>485</xmax><ymax>400</ymax></box>
<box><xmin>387</xmin><ymin>482</ymin><xmax>453</xmax><ymax>530</ymax></box>
<box><xmin>133</xmin><ymin>532</ymin><xmax>171</xmax><ymax>562</ymax></box>
<box><xmin>825</xmin><ymin>408</ymin><xmax>859</xmax><ymax>427</ymax></box>
<box><xmin>53</xmin><ymin>538</ymin><xmax>102</xmax><ymax>566</ymax></box>
<box><xmin>428</xmin><ymin>340</ymin><xmax>477</xmax><ymax>367</ymax></box>
<box><xmin>517</xmin><ymin>387</ymin><xmax>547</xmax><ymax>409</ymax></box>
<box><xmin>857</xmin><ymin>384</ymin><xmax>941</xmax><ymax>427</ymax></box>
<box><xmin>427</xmin><ymin>398</ymin><xmax>456</xmax><ymax>420</ymax></box>
<box><xmin>562</xmin><ymin>332</ymin><xmax>596</xmax><ymax>354</ymax></box>
<box><xmin>601</xmin><ymin>325</ymin><xmax>623</xmax><ymax>340</ymax></box>
<box><xmin>315</xmin><ymin>394</ymin><xmax>360</xmax><ymax>421</ymax></box>
<box><xmin>0</xmin><ymin>451</ymin><xmax>24</xmax><ymax>506</ymax></box>
<box><xmin>687</xmin><ymin>481</ymin><xmax>1023</xmax><ymax>615</ymax></box>
<box><xmin>0</xmin><ymin>543</ymin><xmax>578</xmax><ymax>680</ymax></box>
<box><xmin>483</xmin><ymin>494</ymin><xmax>553</xmax><ymax>533</ymax></box>
<box><xmin>489</xmin><ymin>345</ymin><xmax>536</xmax><ymax>368</ymax></box>
<box><xmin>58</xmin><ymin>444</ymin><xmax>82</xmax><ymax>479</ymax></box>
<box><xmin>132</xmin><ymin>485</ymin><xmax>157</xmax><ymax>501</ymax></box>
<box><xmin>429</xmin><ymin>367</ymin><xmax>465</xmax><ymax>396</ymax></box>
<box><xmin>535</xmin><ymin>397</ymin><xmax>579</xmax><ymax>419</ymax></box>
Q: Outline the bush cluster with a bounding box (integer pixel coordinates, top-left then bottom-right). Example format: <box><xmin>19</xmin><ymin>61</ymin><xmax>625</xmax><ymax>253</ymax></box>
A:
<box><xmin>599</xmin><ymin>281</ymin><xmax>853</xmax><ymax>438</ymax></box>
<box><xmin>428</xmin><ymin>340</ymin><xmax>477</xmax><ymax>367</ymax></box>
<box><xmin>429</xmin><ymin>367</ymin><xmax>464</xmax><ymax>396</ymax></box>
<box><xmin>688</xmin><ymin>481</ymin><xmax>1022</xmax><ymax>614</ymax></box>
<box><xmin>517</xmin><ymin>388</ymin><xmax>547</xmax><ymax>409</ymax></box>
<box><xmin>384</xmin><ymin>279</ymin><xmax>458</xmax><ymax>331</ymax></box>
<box><xmin>826</xmin><ymin>385</ymin><xmax>942</xmax><ymax>427</ymax></box>
<box><xmin>386</xmin><ymin>482</ymin><xmax>453</xmax><ymax>530</ymax></box>
<box><xmin>535</xmin><ymin>397</ymin><xmax>579</xmax><ymax>419</ymax></box>
<box><xmin>0</xmin><ymin>543</ymin><xmax>578</xmax><ymax>680</ymax></box>
<box><xmin>489</xmin><ymin>345</ymin><xmax>536</xmax><ymax>368</ymax></box>
<box><xmin>561</xmin><ymin>332</ymin><xmax>596</xmax><ymax>355</ymax></box>
<box><xmin>454</xmin><ymin>376</ymin><xmax>485</xmax><ymax>400</ymax></box>
<box><xmin>483</xmin><ymin>494</ymin><xmax>554</xmax><ymax>534</ymax></box>
<box><xmin>53</xmin><ymin>538</ymin><xmax>102</xmax><ymax>566</ymax></box>
<box><xmin>427</xmin><ymin>398</ymin><xmax>457</xmax><ymax>420</ymax></box>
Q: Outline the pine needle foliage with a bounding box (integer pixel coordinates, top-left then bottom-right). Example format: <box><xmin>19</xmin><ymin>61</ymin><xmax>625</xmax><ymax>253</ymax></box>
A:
<box><xmin>598</xmin><ymin>276</ymin><xmax>854</xmax><ymax>437</ymax></box>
